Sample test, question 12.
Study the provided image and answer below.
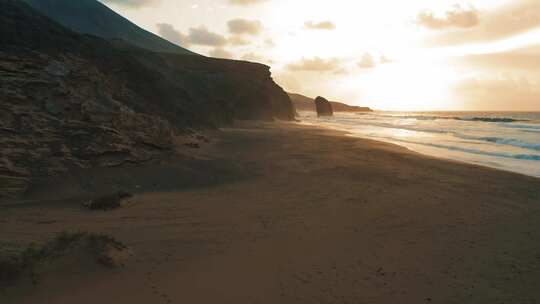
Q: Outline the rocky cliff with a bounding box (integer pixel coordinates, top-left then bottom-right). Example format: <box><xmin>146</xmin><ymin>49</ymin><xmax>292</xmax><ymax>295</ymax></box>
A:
<box><xmin>0</xmin><ymin>0</ymin><xmax>294</xmax><ymax>198</ymax></box>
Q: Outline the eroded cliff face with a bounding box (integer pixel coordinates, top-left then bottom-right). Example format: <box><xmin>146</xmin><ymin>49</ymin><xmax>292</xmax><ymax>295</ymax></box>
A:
<box><xmin>0</xmin><ymin>50</ymin><xmax>176</xmax><ymax>197</ymax></box>
<box><xmin>0</xmin><ymin>0</ymin><xmax>294</xmax><ymax>198</ymax></box>
<box><xmin>156</xmin><ymin>54</ymin><xmax>294</xmax><ymax>122</ymax></box>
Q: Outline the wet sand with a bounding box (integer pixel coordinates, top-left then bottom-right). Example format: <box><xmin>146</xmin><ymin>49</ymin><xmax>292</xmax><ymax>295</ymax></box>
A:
<box><xmin>1</xmin><ymin>122</ymin><xmax>540</xmax><ymax>303</ymax></box>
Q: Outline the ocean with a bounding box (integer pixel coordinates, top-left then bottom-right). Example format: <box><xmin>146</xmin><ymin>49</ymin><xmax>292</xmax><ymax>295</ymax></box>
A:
<box><xmin>299</xmin><ymin>111</ymin><xmax>540</xmax><ymax>178</ymax></box>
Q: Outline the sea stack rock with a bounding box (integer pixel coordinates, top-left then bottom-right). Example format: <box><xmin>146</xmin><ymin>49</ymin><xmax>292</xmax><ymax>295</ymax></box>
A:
<box><xmin>315</xmin><ymin>96</ymin><xmax>334</xmax><ymax>117</ymax></box>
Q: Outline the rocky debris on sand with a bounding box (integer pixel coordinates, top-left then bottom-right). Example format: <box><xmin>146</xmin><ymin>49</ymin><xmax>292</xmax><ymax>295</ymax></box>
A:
<box><xmin>83</xmin><ymin>191</ymin><xmax>135</xmax><ymax>211</ymax></box>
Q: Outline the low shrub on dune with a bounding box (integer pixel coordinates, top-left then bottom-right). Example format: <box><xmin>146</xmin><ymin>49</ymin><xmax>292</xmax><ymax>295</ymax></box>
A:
<box><xmin>0</xmin><ymin>232</ymin><xmax>132</xmax><ymax>286</ymax></box>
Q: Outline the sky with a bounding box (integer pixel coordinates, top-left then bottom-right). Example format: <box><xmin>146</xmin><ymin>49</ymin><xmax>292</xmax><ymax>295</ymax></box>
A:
<box><xmin>100</xmin><ymin>0</ymin><xmax>540</xmax><ymax>111</ymax></box>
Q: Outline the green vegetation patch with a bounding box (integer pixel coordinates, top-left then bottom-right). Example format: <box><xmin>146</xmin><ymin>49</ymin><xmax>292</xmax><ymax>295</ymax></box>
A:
<box><xmin>0</xmin><ymin>232</ymin><xmax>130</xmax><ymax>285</ymax></box>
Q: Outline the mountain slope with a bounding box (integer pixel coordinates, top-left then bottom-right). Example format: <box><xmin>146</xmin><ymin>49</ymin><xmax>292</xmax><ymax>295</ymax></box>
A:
<box><xmin>23</xmin><ymin>0</ymin><xmax>195</xmax><ymax>55</ymax></box>
<box><xmin>289</xmin><ymin>93</ymin><xmax>372</xmax><ymax>113</ymax></box>
<box><xmin>0</xmin><ymin>0</ymin><xmax>293</xmax><ymax>198</ymax></box>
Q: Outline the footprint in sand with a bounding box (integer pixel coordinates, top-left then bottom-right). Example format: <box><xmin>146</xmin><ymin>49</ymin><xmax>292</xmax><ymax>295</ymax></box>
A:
<box><xmin>144</xmin><ymin>259</ymin><xmax>174</xmax><ymax>303</ymax></box>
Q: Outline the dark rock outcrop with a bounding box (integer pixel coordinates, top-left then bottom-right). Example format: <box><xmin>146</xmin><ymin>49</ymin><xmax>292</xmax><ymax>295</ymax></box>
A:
<box><xmin>0</xmin><ymin>0</ymin><xmax>294</xmax><ymax>198</ymax></box>
<box><xmin>289</xmin><ymin>93</ymin><xmax>372</xmax><ymax>113</ymax></box>
<box><xmin>315</xmin><ymin>96</ymin><xmax>334</xmax><ymax>117</ymax></box>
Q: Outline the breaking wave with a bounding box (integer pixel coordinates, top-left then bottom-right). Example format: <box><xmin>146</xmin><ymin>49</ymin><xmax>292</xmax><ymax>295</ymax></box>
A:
<box><xmin>379</xmin><ymin>114</ymin><xmax>531</xmax><ymax>123</ymax></box>
<box><xmin>453</xmin><ymin>134</ymin><xmax>540</xmax><ymax>152</ymax></box>
<box><xmin>302</xmin><ymin>111</ymin><xmax>540</xmax><ymax>177</ymax></box>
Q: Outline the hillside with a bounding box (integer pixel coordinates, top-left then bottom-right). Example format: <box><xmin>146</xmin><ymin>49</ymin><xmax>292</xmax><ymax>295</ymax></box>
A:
<box><xmin>23</xmin><ymin>0</ymin><xmax>195</xmax><ymax>55</ymax></box>
<box><xmin>0</xmin><ymin>0</ymin><xmax>293</xmax><ymax>198</ymax></box>
<box><xmin>289</xmin><ymin>93</ymin><xmax>372</xmax><ymax>113</ymax></box>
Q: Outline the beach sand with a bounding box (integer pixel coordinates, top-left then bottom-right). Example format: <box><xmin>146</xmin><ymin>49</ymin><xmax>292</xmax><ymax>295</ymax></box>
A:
<box><xmin>1</xmin><ymin>122</ymin><xmax>540</xmax><ymax>303</ymax></box>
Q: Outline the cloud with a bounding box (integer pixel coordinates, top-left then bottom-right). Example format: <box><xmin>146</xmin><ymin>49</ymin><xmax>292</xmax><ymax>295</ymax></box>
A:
<box><xmin>333</xmin><ymin>68</ymin><xmax>349</xmax><ymax>75</ymax></box>
<box><xmin>187</xmin><ymin>26</ymin><xmax>228</xmax><ymax>47</ymax></box>
<box><xmin>304</xmin><ymin>21</ymin><xmax>336</xmax><ymax>30</ymax></box>
<box><xmin>273</xmin><ymin>72</ymin><xmax>303</xmax><ymax>93</ymax></box>
<box><xmin>452</xmin><ymin>77</ymin><xmax>540</xmax><ymax>111</ymax></box>
<box><xmin>450</xmin><ymin>45</ymin><xmax>540</xmax><ymax>111</ymax></box>
<box><xmin>240</xmin><ymin>53</ymin><xmax>274</xmax><ymax>64</ymax></box>
<box><xmin>227</xmin><ymin>19</ymin><xmax>262</xmax><ymax>35</ymax></box>
<box><xmin>286</xmin><ymin>57</ymin><xmax>341</xmax><ymax>72</ymax></box>
<box><xmin>452</xmin><ymin>45</ymin><xmax>540</xmax><ymax>72</ymax></box>
<box><xmin>157</xmin><ymin>24</ymin><xmax>227</xmax><ymax>47</ymax></box>
<box><xmin>209</xmin><ymin>48</ymin><xmax>234</xmax><ymax>59</ymax></box>
<box><xmin>264</xmin><ymin>38</ymin><xmax>275</xmax><ymax>48</ymax></box>
<box><xmin>417</xmin><ymin>4</ymin><xmax>479</xmax><ymax>30</ymax></box>
<box><xmin>424</xmin><ymin>0</ymin><xmax>540</xmax><ymax>46</ymax></box>
<box><xmin>101</xmin><ymin>0</ymin><xmax>160</xmax><ymax>7</ymax></box>
<box><xmin>380</xmin><ymin>55</ymin><xmax>393</xmax><ymax>64</ymax></box>
<box><xmin>241</xmin><ymin>52</ymin><xmax>262</xmax><ymax>62</ymax></box>
<box><xmin>228</xmin><ymin>35</ymin><xmax>251</xmax><ymax>46</ymax></box>
<box><xmin>156</xmin><ymin>23</ymin><xmax>189</xmax><ymax>46</ymax></box>
<box><xmin>357</xmin><ymin>53</ymin><xmax>376</xmax><ymax>68</ymax></box>
<box><xmin>228</xmin><ymin>0</ymin><xmax>268</xmax><ymax>6</ymax></box>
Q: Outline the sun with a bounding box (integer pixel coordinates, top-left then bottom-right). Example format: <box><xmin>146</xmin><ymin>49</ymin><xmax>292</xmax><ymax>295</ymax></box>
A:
<box><xmin>357</xmin><ymin>59</ymin><xmax>461</xmax><ymax>111</ymax></box>
<box><xmin>264</xmin><ymin>0</ymin><xmax>470</xmax><ymax>111</ymax></box>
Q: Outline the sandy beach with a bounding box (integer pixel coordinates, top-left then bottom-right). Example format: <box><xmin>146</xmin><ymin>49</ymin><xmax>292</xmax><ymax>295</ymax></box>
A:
<box><xmin>1</xmin><ymin>122</ymin><xmax>540</xmax><ymax>304</ymax></box>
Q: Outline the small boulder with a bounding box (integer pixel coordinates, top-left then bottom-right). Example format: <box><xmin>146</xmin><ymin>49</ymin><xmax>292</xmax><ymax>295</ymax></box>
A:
<box><xmin>314</xmin><ymin>96</ymin><xmax>334</xmax><ymax>117</ymax></box>
<box><xmin>83</xmin><ymin>191</ymin><xmax>134</xmax><ymax>211</ymax></box>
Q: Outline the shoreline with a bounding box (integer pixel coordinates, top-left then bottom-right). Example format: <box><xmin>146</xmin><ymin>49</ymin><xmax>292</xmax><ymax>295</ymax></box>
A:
<box><xmin>299</xmin><ymin>120</ymin><xmax>540</xmax><ymax>180</ymax></box>
<box><xmin>2</xmin><ymin>122</ymin><xmax>540</xmax><ymax>303</ymax></box>
<box><xmin>297</xmin><ymin>111</ymin><xmax>540</xmax><ymax>179</ymax></box>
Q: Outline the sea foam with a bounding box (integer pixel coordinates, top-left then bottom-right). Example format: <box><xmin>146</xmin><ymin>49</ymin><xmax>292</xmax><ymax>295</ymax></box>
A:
<box><xmin>300</xmin><ymin>111</ymin><xmax>540</xmax><ymax>177</ymax></box>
